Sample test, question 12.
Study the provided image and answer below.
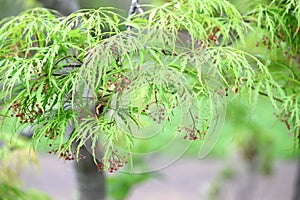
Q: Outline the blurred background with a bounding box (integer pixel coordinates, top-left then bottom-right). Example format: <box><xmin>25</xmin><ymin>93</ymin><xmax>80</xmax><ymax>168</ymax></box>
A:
<box><xmin>0</xmin><ymin>0</ymin><xmax>299</xmax><ymax>200</ymax></box>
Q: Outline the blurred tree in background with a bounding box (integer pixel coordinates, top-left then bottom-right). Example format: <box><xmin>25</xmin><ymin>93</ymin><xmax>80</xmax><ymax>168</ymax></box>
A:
<box><xmin>0</xmin><ymin>0</ymin><xmax>37</xmax><ymax>18</ymax></box>
<box><xmin>0</xmin><ymin>126</ymin><xmax>50</xmax><ymax>200</ymax></box>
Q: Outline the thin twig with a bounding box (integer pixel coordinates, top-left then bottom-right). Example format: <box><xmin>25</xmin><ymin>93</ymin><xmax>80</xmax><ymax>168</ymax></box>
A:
<box><xmin>257</xmin><ymin>91</ymin><xmax>284</xmax><ymax>103</ymax></box>
<box><xmin>127</xmin><ymin>0</ymin><xmax>145</xmax><ymax>31</ymax></box>
<box><xmin>251</xmin><ymin>86</ymin><xmax>284</xmax><ymax>103</ymax></box>
<box><xmin>55</xmin><ymin>55</ymin><xmax>83</xmax><ymax>66</ymax></box>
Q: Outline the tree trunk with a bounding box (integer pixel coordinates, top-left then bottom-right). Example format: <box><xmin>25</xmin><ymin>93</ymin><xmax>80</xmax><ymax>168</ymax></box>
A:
<box><xmin>293</xmin><ymin>158</ymin><xmax>300</xmax><ymax>200</ymax></box>
<box><xmin>38</xmin><ymin>2</ymin><xmax>106</xmax><ymax>199</ymax></box>
<box><xmin>73</xmin><ymin>142</ymin><xmax>106</xmax><ymax>200</ymax></box>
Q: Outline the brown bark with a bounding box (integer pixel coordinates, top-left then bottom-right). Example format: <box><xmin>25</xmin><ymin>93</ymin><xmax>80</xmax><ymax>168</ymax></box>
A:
<box><xmin>293</xmin><ymin>159</ymin><xmax>300</xmax><ymax>200</ymax></box>
<box><xmin>73</xmin><ymin>142</ymin><xmax>106</xmax><ymax>200</ymax></box>
<box><xmin>38</xmin><ymin>2</ymin><xmax>107</xmax><ymax>199</ymax></box>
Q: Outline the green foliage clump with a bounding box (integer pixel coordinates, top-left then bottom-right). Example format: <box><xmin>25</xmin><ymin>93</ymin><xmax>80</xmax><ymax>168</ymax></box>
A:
<box><xmin>0</xmin><ymin>0</ymin><xmax>299</xmax><ymax>171</ymax></box>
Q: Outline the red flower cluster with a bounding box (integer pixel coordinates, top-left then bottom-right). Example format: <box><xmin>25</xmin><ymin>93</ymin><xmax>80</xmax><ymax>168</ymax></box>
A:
<box><xmin>8</xmin><ymin>101</ymin><xmax>43</xmax><ymax>123</ymax></box>
<box><xmin>97</xmin><ymin>151</ymin><xmax>128</xmax><ymax>173</ymax></box>
<box><xmin>177</xmin><ymin>126</ymin><xmax>206</xmax><ymax>141</ymax></box>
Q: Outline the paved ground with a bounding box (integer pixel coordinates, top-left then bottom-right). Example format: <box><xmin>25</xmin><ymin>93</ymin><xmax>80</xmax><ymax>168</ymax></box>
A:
<box><xmin>21</xmin><ymin>154</ymin><xmax>298</xmax><ymax>200</ymax></box>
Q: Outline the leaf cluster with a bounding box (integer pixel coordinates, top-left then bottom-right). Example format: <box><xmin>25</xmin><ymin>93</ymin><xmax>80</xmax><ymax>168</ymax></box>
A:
<box><xmin>0</xmin><ymin>0</ymin><xmax>299</xmax><ymax>170</ymax></box>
